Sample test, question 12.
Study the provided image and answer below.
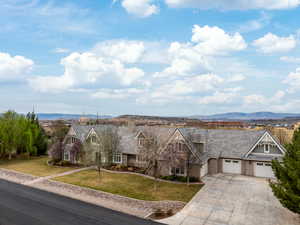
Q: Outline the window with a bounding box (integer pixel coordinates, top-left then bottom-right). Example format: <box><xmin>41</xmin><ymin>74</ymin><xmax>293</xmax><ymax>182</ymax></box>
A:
<box><xmin>171</xmin><ymin>167</ymin><xmax>185</xmax><ymax>176</ymax></box>
<box><xmin>264</xmin><ymin>144</ymin><xmax>270</xmax><ymax>154</ymax></box>
<box><xmin>91</xmin><ymin>136</ymin><xmax>97</xmax><ymax>143</ymax></box>
<box><xmin>233</xmin><ymin>160</ymin><xmax>239</xmax><ymax>163</ymax></box>
<box><xmin>113</xmin><ymin>153</ymin><xmax>122</xmax><ymax>163</ymax></box>
<box><xmin>225</xmin><ymin>160</ymin><xmax>231</xmax><ymax>163</ymax></box>
<box><xmin>64</xmin><ymin>151</ymin><xmax>70</xmax><ymax>161</ymax></box>
<box><xmin>265</xmin><ymin>163</ymin><xmax>272</xmax><ymax>167</ymax></box>
<box><xmin>136</xmin><ymin>155</ymin><xmax>145</xmax><ymax>162</ymax></box>
<box><xmin>257</xmin><ymin>162</ymin><xmax>263</xmax><ymax>166</ymax></box>
<box><xmin>71</xmin><ymin>137</ymin><xmax>76</xmax><ymax>144</ymax></box>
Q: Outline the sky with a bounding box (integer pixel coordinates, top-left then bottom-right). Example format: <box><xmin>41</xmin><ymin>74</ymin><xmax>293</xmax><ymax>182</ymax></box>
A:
<box><xmin>1</xmin><ymin>0</ymin><xmax>300</xmax><ymax>116</ymax></box>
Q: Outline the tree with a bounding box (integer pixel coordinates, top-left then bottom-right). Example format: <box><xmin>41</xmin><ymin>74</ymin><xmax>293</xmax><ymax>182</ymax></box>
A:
<box><xmin>96</xmin><ymin>126</ymin><xmax>121</xmax><ymax>179</ymax></box>
<box><xmin>138</xmin><ymin>128</ymin><xmax>161</xmax><ymax>190</ymax></box>
<box><xmin>270</xmin><ymin>128</ymin><xmax>300</xmax><ymax>214</ymax></box>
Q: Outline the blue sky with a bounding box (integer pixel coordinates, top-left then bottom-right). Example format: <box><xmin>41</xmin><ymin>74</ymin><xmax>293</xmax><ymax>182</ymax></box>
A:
<box><xmin>1</xmin><ymin>0</ymin><xmax>300</xmax><ymax>116</ymax></box>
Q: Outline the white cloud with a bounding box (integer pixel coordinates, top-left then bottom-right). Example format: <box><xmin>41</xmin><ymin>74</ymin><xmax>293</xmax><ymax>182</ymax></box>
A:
<box><xmin>280</xmin><ymin>56</ymin><xmax>300</xmax><ymax>63</ymax></box>
<box><xmin>92</xmin><ymin>88</ymin><xmax>144</xmax><ymax>99</ymax></box>
<box><xmin>93</xmin><ymin>40</ymin><xmax>145</xmax><ymax>63</ymax></box>
<box><xmin>228</xmin><ymin>74</ymin><xmax>246</xmax><ymax>82</ymax></box>
<box><xmin>253</xmin><ymin>33</ymin><xmax>297</xmax><ymax>54</ymax></box>
<box><xmin>29</xmin><ymin>50</ymin><xmax>144</xmax><ymax>93</ymax></box>
<box><xmin>154</xmin><ymin>25</ymin><xmax>247</xmax><ymax>78</ymax></box>
<box><xmin>283</xmin><ymin>68</ymin><xmax>300</xmax><ymax>93</ymax></box>
<box><xmin>191</xmin><ymin>25</ymin><xmax>247</xmax><ymax>55</ymax></box>
<box><xmin>52</xmin><ymin>48</ymin><xmax>70</xmax><ymax>54</ymax></box>
<box><xmin>244</xmin><ymin>90</ymin><xmax>285</xmax><ymax>105</ymax></box>
<box><xmin>164</xmin><ymin>0</ymin><xmax>300</xmax><ymax>10</ymax></box>
<box><xmin>121</xmin><ymin>0</ymin><xmax>159</xmax><ymax>18</ymax></box>
<box><xmin>197</xmin><ymin>90</ymin><xmax>238</xmax><ymax>104</ymax></box>
<box><xmin>0</xmin><ymin>52</ymin><xmax>33</xmax><ymax>79</ymax></box>
<box><xmin>238</xmin><ymin>12</ymin><xmax>271</xmax><ymax>33</ymax></box>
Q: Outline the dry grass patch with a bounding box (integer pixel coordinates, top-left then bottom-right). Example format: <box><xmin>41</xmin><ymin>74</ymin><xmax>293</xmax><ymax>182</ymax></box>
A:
<box><xmin>0</xmin><ymin>157</ymin><xmax>75</xmax><ymax>177</ymax></box>
<box><xmin>55</xmin><ymin>169</ymin><xmax>202</xmax><ymax>202</ymax></box>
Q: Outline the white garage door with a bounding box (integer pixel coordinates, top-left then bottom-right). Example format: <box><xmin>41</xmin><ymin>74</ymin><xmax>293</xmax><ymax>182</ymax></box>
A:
<box><xmin>223</xmin><ymin>159</ymin><xmax>241</xmax><ymax>174</ymax></box>
<box><xmin>254</xmin><ymin>162</ymin><xmax>275</xmax><ymax>178</ymax></box>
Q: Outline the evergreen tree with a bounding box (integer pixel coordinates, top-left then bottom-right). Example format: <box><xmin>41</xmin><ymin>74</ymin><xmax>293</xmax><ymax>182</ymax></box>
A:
<box><xmin>270</xmin><ymin>128</ymin><xmax>300</xmax><ymax>214</ymax></box>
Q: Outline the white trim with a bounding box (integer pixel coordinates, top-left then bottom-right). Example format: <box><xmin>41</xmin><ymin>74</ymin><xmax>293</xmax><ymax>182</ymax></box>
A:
<box><xmin>113</xmin><ymin>153</ymin><xmax>122</xmax><ymax>164</ymax></box>
<box><xmin>245</xmin><ymin>131</ymin><xmax>285</xmax><ymax>158</ymax></box>
<box><xmin>86</xmin><ymin>128</ymin><xmax>98</xmax><ymax>140</ymax></box>
<box><xmin>160</xmin><ymin>129</ymin><xmax>198</xmax><ymax>160</ymax></box>
<box><xmin>169</xmin><ymin>166</ymin><xmax>186</xmax><ymax>176</ymax></box>
<box><xmin>64</xmin><ymin>151</ymin><xmax>70</xmax><ymax>161</ymax></box>
<box><xmin>249</xmin><ymin>152</ymin><xmax>282</xmax><ymax>157</ymax></box>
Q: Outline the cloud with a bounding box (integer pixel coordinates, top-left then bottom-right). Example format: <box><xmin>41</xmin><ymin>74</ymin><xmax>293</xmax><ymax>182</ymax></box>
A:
<box><xmin>191</xmin><ymin>25</ymin><xmax>247</xmax><ymax>55</ymax></box>
<box><xmin>244</xmin><ymin>90</ymin><xmax>285</xmax><ymax>105</ymax></box>
<box><xmin>283</xmin><ymin>68</ymin><xmax>300</xmax><ymax>93</ymax></box>
<box><xmin>92</xmin><ymin>88</ymin><xmax>144</xmax><ymax>99</ymax></box>
<box><xmin>280</xmin><ymin>56</ymin><xmax>300</xmax><ymax>63</ymax></box>
<box><xmin>155</xmin><ymin>25</ymin><xmax>247</xmax><ymax>78</ymax></box>
<box><xmin>0</xmin><ymin>52</ymin><xmax>33</xmax><ymax>79</ymax></box>
<box><xmin>52</xmin><ymin>48</ymin><xmax>70</xmax><ymax>54</ymax></box>
<box><xmin>238</xmin><ymin>12</ymin><xmax>271</xmax><ymax>33</ymax></box>
<box><xmin>227</xmin><ymin>74</ymin><xmax>246</xmax><ymax>82</ymax></box>
<box><xmin>92</xmin><ymin>40</ymin><xmax>145</xmax><ymax>63</ymax></box>
<box><xmin>253</xmin><ymin>33</ymin><xmax>297</xmax><ymax>53</ymax></box>
<box><xmin>197</xmin><ymin>89</ymin><xmax>240</xmax><ymax>104</ymax></box>
<box><xmin>164</xmin><ymin>0</ymin><xmax>300</xmax><ymax>10</ymax></box>
<box><xmin>121</xmin><ymin>0</ymin><xmax>159</xmax><ymax>17</ymax></box>
<box><xmin>29</xmin><ymin>50</ymin><xmax>145</xmax><ymax>93</ymax></box>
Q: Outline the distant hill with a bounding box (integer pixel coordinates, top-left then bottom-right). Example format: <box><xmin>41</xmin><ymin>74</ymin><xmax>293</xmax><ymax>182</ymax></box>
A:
<box><xmin>37</xmin><ymin>113</ymin><xmax>112</xmax><ymax>120</ymax></box>
<box><xmin>190</xmin><ymin>112</ymin><xmax>300</xmax><ymax>121</ymax></box>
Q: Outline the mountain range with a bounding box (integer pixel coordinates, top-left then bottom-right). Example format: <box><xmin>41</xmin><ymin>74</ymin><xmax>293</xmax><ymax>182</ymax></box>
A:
<box><xmin>189</xmin><ymin>112</ymin><xmax>300</xmax><ymax>121</ymax></box>
<box><xmin>37</xmin><ymin>113</ymin><xmax>112</xmax><ymax>120</ymax></box>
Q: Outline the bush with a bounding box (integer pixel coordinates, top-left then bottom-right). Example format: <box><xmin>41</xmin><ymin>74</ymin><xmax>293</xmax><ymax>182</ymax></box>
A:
<box><xmin>160</xmin><ymin>175</ymin><xmax>199</xmax><ymax>183</ymax></box>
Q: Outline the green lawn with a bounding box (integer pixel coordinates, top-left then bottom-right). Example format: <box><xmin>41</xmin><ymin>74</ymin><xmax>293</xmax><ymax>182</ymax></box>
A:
<box><xmin>54</xmin><ymin>170</ymin><xmax>202</xmax><ymax>202</ymax></box>
<box><xmin>0</xmin><ymin>157</ymin><xmax>75</xmax><ymax>177</ymax></box>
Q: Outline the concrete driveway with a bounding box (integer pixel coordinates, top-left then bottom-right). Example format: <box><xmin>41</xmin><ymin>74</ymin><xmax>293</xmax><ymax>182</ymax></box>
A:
<box><xmin>160</xmin><ymin>174</ymin><xmax>300</xmax><ymax>225</ymax></box>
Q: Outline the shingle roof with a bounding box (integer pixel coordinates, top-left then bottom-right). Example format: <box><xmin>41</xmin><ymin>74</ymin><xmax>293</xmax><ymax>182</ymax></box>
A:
<box><xmin>70</xmin><ymin>124</ymin><xmax>268</xmax><ymax>160</ymax></box>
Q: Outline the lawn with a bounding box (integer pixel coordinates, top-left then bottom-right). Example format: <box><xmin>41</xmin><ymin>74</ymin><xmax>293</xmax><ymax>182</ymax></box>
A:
<box><xmin>0</xmin><ymin>157</ymin><xmax>75</xmax><ymax>177</ymax></box>
<box><xmin>55</xmin><ymin>170</ymin><xmax>202</xmax><ymax>202</ymax></box>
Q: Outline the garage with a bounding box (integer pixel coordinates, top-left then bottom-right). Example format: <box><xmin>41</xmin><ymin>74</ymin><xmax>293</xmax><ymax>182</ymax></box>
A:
<box><xmin>254</xmin><ymin>162</ymin><xmax>275</xmax><ymax>178</ymax></box>
<box><xmin>223</xmin><ymin>159</ymin><xmax>241</xmax><ymax>174</ymax></box>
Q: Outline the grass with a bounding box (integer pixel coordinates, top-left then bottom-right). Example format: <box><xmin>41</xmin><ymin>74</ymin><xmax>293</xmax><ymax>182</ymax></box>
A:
<box><xmin>54</xmin><ymin>170</ymin><xmax>202</xmax><ymax>202</ymax></box>
<box><xmin>0</xmin><ymin>157</ymin><xmax>75</xmax><ymax>177</ymax></box>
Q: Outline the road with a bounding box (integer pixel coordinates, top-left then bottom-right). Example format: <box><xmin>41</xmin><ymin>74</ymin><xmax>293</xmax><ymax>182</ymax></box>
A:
<box><xmin>0</xmin><ymin>179</ymin><xmax>161</xmax><ymax>225</ymax></box>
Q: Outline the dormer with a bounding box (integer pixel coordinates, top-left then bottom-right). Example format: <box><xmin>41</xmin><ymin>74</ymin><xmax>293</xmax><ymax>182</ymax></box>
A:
<box><xmin>136</xmin><ymin>131</ymin><xmax>146</xmax><ymax>147</ymax></box>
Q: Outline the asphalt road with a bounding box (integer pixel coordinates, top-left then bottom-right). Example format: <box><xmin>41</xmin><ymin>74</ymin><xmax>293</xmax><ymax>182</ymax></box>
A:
<box><xmin>0</xmin><ymin>179</ymin><xmax>161</xmax><ymax>225</ymax></box>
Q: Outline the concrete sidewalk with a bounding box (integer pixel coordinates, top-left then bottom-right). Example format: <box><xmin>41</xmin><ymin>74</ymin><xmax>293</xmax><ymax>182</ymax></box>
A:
<box><xmin>160</xmin><ymin>174</ymin><xmax>300</xmax><ymax>225</ymax></box>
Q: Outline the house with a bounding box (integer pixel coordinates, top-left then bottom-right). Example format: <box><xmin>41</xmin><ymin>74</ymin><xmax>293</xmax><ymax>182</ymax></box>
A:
<box><xmin>62</xmin><ymin>124</ymin><xmax>286</xmax><ymax>179</ymax></box>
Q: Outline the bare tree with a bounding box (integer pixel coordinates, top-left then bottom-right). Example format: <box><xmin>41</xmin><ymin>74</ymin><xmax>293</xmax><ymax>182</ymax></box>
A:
<box><xmin>138</xmin><ymin>128</ymin><xmax>161</xmax><ymax>191</ymax></box>
<box><xmin>96</xmin><ymin>126</ymin><xmax>121</xmax><ymax>179</ymax></box>
<box><xmin>162</xmin><ymin>132</ymin><xmax>194</xmax><ymax>185</ymax></box>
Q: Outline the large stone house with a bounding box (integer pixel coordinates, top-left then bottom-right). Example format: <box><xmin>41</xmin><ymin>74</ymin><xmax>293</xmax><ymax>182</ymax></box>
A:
<box><xmin>62</xmin><ymin>124</ymin><xmax>286</xmax><ymax>179</ymax></box>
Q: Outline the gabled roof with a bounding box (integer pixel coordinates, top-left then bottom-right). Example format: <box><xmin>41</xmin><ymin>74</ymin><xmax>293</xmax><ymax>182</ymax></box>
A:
<box><xmin>67</xmin><ymin>124</ymin><xmax>280</xmax><ymax>160</ymax></box>
<box><xmin>244</xmin><ymin>131</ymin><xmax>286</xmax><ymax>158</ymax></box>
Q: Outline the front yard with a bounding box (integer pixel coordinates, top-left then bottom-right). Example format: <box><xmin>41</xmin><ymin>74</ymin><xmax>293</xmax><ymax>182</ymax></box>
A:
<box><xmin>0</xmin><ymin>157</ymin><xmax>75</xmax><ymax>177</ymax></box>
<box><xmin>54</xmin><ymin>169</ymin><xmax>202</xmax><ymax>202</ymax></box>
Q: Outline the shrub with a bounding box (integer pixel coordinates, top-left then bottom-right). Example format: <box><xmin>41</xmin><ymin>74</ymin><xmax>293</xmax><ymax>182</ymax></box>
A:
<box><xmin>160</xmin><ymin>175</ymin><xmax>199</xmax><ymax>183</ymax></box>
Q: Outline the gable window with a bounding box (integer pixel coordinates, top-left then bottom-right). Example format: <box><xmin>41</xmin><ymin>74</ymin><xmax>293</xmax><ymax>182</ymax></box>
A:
<box><xmin>113</xmin><ymin>153</ymin><xmax>122</xmax><ymax>163</ymax></box>
<box><xmin>138</xmin><ymin>136</ymin><xmax>145</xmax><ymax>147</ymax></box>
<box><xmin>264</xmin><ymin>144</ymin><xmax>270</xmax><ymax>154</ymax></box>
<box><xmin>171</xmin><ymin>166</ymin><xmax>185</xmax><ymax>176</ymax></box>
<box><xmin>71</xmin><ymin>137</ymin><xmax>76</xmax><ymax>144</ymax></box>
<box><xmin>64</xmin><ymin>151</ymin><xmax>70</xmax><ymax>161</ymax></box>
<box><xmin>91</xmin><ymin>136</ymin><xmax>97</xmax><ymax>143</ymax></box>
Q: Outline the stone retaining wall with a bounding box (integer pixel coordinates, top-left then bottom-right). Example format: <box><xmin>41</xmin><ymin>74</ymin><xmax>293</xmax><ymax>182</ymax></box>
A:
<box><xmin>0</xmin><ymin>168</ymin><xmax>37</xmax><ymax>184</ymax></box>
<box><xmin>31</xmin><ymin>179</ymin><xmax>186</xmax><ymax>217</ymax></box>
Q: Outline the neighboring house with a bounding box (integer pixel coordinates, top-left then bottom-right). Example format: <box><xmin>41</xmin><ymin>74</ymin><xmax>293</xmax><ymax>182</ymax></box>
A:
<box><xmin>62</xmin><ymin>124</ymin><xmax>286</xmax><ymax>179</ymax></box>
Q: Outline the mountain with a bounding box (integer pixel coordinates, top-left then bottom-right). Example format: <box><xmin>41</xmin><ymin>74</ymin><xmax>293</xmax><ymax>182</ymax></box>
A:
<box><xmin>190</xmin><ymin>112</ymin><xmax>300</xmax><ymax>121</ymax></box>
<box><xmin>37</xmin><ymin>113</ymin><xmax>112</xmax><ymax>120</ymax></box>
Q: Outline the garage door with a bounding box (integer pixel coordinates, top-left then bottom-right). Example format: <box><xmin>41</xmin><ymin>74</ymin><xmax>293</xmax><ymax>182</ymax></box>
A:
<box><xmin>254</xmin><ymin>162</ymin><xmax>275</xmax><ymax>178</ymax></box>
<box><xmin>223</xmin><ymin>159</ymin><xmax>241</xmax><ymax>174</ymax></box>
